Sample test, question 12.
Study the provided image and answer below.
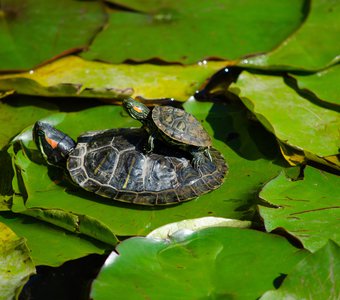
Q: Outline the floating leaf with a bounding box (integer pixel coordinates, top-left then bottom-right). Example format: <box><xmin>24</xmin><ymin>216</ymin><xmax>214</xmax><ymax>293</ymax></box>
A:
<box><xmin>290</xmin><ymin>64</ymin><xmax>340</xmax><ymax>106</ymax></box>
<box><xmin>7</xmin><ymin>100</ymin><xmax>284</xmax><ymax>239</ymax></box>
<box><xmin>0</xmin><ymin>56</ymin><xmax>228</xmax><ymax>100</ymax></box>
<box><xmin>83</xmin><ymin>0</ymin><xmax>304</xmax><ymax>64</ymax></box>
<box><xmin>261</xmin><ymin>241</ymin><xmax>340</xmax><ymax>299</ymax></box>
<box><xmin>0</xmin><ymin>212</ymin><xmax>110</xmax><ymax>267</ymax></box>
<box><xmin>91</xmin><ymin>227</ymin><xmax>308</xmax><ymax>300</ymax></box>
<box><xmin>229</xmin><ymin>71</ymin><xmax>340</xmax><ymax>169</ymax></box>
<box><xmin>240</xmin><ymin>0</ymin><xmax>340</xmax><ymax>71</ymax></box>
<box><xmin>0</xmin><ymin>0</ymin><xmax>106</xmax><ymax>71</ymax></box>
<box><xmin>259</xmin><ymin>167</ymin><xmax>340</xmax><ymax>252</ymax></box>
<box><xmin>0</xmin><ymin>98</ymin><xmax>58</xmax><ymax>149</ymax></box>
<box><xmin>147</xmin><ymin>216</ymin><xmax>251</xmax><ymax>239</ymax></box>
<box><xmin>0</xmin><ymin>221</ymin><xmax>35</xmax><ymax>300</ymax></box>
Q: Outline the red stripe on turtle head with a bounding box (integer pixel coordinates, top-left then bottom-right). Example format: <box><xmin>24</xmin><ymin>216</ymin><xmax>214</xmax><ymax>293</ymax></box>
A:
<box><xmin>45</xmin><ymin>135</ymin><xmax>59</xmax><ymax>149</ymax></box>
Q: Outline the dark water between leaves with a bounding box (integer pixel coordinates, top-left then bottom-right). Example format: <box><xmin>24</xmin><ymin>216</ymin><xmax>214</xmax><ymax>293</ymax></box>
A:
<box><xmin>20</xmin><ymin>254</ymin><xmax>108</xmax><ymax>300</ymax></box>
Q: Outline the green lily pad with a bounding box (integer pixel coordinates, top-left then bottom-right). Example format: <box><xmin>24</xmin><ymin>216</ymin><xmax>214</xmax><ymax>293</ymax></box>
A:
<box><xmin>83</xmin><ymin>0</ymin><xmax>304</xmax><ymax>64</ymax></box>
<box><xmin>290</xmin><ymin>64</ymin><xmax>340</xmax><ymax>106</ymax></box>
<box><xmin>261</xmin><ymin>240</ymin><xmax>340</xmax><ymax>299</ymax></box>
<box><xmin>240</xmin><ymin>0</ymin><xmax>340</xmax><ymax>71</ymax></box>
<box><xmin>0</xmin><ymin>56</ymin><xmax>228</xmax><ymax>100</ymax></box>
<box><xmin>0</xmin><ymin>0</ymin><xmax>106</xmax><ymax>71</ymax></box>
<box><xmin>0</xmin><ymin>98</ymin><xmax>58</xmax><ymax>149</ymax></box>
<box><xmin>91</xmin><ymin>227</ymin><xmax>308</xmax><ymax>300</ymax></box>
<box><xmin>0</xmin><ymin>98</ymin><xmax>57</xmax><ymax>209</ymax></box>
<box><xmin>0</xmin><ymin>212</ymin><xmax>110</xmax><ymax>267</ymax></box>
<box><xmin>0</xmin><ymin>221</ymin><xmax>35</xmax><ymax>300</ymax></box>
<box><xmin>258</xmin><ymin>166</ymin><xmax>340</xmax><ymax>252</ymax></box>
<box><xmin>229</xmin><ymin>71</ymin><xmax>340</xmax><ymax>168</ymax></box>
<box><xmin>7</xmin><ymin>100</ymin><xmax>284</xmax><ymax>240</ymax></box>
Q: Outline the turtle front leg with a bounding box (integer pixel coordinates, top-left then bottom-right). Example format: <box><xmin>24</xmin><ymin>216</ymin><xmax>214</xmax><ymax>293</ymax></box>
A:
<box><xmin>144</xmin><ymin>133</ymin><xmax>155</xmax><ymax>153</ymax></box>
<box><xmin>190</xmin><ymin>148</ymin><xmax>205</xmax><ymax>169</ymax></box>
<box><xmin>204</xmin><ymin>148</ymin><xmax>213</xmax><ymax>162</ymax></box>
<box><xmin>190</xmin><ymin>148</ymin><xmax>212</xmax><ymax>169</ymax></box>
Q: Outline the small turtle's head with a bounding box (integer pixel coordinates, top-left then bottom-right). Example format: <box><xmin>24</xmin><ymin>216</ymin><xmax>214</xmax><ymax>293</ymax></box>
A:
<box><xmin>33</xmin><ymin>121</ymin><xmax>76</xmax><ymax>167</ymax></box>
<box><xmin>123</xmin><ymin>98</ymin><xmax>150</xmax><ymax>123</ymax></box>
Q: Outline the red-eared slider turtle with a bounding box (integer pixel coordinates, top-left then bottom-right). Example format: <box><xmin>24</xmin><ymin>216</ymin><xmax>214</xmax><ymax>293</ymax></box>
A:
<box><xmin>33</xmin><ymin>122</ymin><xmax>227</xmax><ymax>205</ymax></box>
<box><xmin>123</xmin><ymin>98</ymin><xmax>212</xmax><ymax>169</ymax></box>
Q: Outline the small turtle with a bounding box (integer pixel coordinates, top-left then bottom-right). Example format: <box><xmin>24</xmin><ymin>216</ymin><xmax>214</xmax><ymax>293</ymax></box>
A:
<box><xmin>33</xmin><ymin>122</ymin><xmax>227</xmax><ymax>205</ymax></box>
<box><xmin>123</xmin><ymin>98</ymin><xmax>212</xmax><ymax>169</ymax></box>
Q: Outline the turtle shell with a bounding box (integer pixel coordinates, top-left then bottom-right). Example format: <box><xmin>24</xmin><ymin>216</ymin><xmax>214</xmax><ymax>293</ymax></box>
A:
<box><xmin>67</xmin><ymin>128</ymin><xmax>227</xmax><ymax>205</ymax></box>
<box><xmin>152</xmin><ymin>106</ymin><xmax>211</xmax><ymax>147</ymax></box>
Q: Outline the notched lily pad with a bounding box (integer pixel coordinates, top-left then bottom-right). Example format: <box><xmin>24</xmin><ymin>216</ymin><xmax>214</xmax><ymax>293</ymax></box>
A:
<box><xmin>258</xmin><ymin>166</ymin><xmax>340</xmax><ymax>252</ymax></box>
<box><xmin>0</xmin><ymin>0</ymin><xmax>106</xmax><ymax>71</ymax></box>
<box><xmin>261</xmin><ymin>240</ymin><xmax>340</xmax><ymax>299</ymax></box>
<box><xmin>290</xmin><ymin>64</ymin><xmax>340</xmax><ymax>107</ymax></box>
<box><xmin>83</xmin><ymin>0</ymin><xmax>305</xmax><ymax>64</ymax></box>
<box><xmin>240</xmin><ymin>0</ymin><xmax>340</xmax><ymax>71</ymax></box>
<box><xmin>0</xmin><ymin>56</ymin><xmax>228</xmax><ymax>100</ymax></box>
<box><xmin>0</xmin><ymin>221</ymin><xmax>35</xmax><ymax>300</ymax></box>
<box><xmin>91</xmin><ymin>227</ymin><xmax>308</xmax><ymax>300</ymax></box>
<box><xmin>229</xmin><ymin>71</ymin><xmax>340</xmax><ymax>169</ymax></box>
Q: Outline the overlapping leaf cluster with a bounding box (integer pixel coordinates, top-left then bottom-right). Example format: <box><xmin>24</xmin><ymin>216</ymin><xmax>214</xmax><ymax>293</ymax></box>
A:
<box><xmin>0</xmin><ymin>0</ymin><xmax>339</xmax><ymax>299</ymax></box>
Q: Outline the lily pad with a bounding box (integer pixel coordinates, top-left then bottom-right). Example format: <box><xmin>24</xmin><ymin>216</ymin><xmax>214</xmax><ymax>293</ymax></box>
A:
<box><xmin>0</xmin><ymin>212</ymin><xmax>110</xmax><ymax>267</ymax></box>
<box><xmin>0</xmin><ymin>98</ymin><xmax>57</xmax><ymax>209</ymax></box>
<box><xmin>0</xmin><ymin>221</ymin><xmax>35</xmax><ymax>300</ymax></box>
<box><xmin>83</xmin><ymin>0</ymin><xmax>305</xmax><ymax>64</ymax></box>
<box><xmin>290</xmin><ymin>64</ymin><xmax>340</xmax><ymax>106</ymax></box>
<box><xmin>261</xmin><ymin>240</ymin><xmax>340</xmax><ymax>299</ymax></box>
<box><xmin>0</xmin><ymin>0</ymin><xmax>106</xmax><ymax>71</ymax></box>
<box><xmin>240</xmin><ymin>0</ymin><xmax>340</xmax><ymax>71</ymax></box>
<box><xmin>229</xmin><ymin>71</ymin><xmax>340</xmax><ymax>168</ymax></box>
<box><xmin>258</xmin><ymin>166</ymin><xmax>340</xmax><ymax>252</ymax></box>
<box><xmin>0</xmin><ymin>98</ymin><xmax>58</xmax><ymax>149</ymax></box>
<box><xmin>7</xmin><ymin>100</ymin><xmax>284</xmax><ymax>239</ymax></box>
<box><xmin>91</xmin><ymin>227</ymin><xmax>308</xmax><ymax>300</ymax></box>
<box><xmin>0</xmin><ymin>56</ymin><xmax>228</xmax><ymax>100</ymax></box>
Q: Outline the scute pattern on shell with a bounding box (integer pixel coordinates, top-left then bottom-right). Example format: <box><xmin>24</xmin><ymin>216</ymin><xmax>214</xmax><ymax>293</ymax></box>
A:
<box><xmin>152</xmin><ymin>106</ymin><xmax>211</xmax><ymax>147</ymax></box>
<box><xmin>67</xmin><ymin>128</ymin><xmax>226</xmax><ymax>205</ymax></box>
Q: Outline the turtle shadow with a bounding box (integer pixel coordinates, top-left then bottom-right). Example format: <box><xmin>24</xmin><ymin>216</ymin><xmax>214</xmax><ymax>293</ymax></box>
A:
<box><xmin>65</xmin><ymin>186</ymin><xmax>183</xmax><ymax>211</ymax></box>
<box><xmin>205</xmin><ymin>100</ymin><xmax>285</xmax><ymax>165</ymax></box>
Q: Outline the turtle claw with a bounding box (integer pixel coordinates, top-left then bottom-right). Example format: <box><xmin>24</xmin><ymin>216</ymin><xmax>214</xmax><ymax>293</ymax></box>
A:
<box><xmin>192</xmin><ymin>156</ymin><xmax>203</xmax><ymax>170</ymax></box>
<box><xmin>191</xmin><ymin>148</ymin><xmax>213</xmax><ymax>169</ymax></box>
<box><xmin>191</xmin><ymin>152</ymin><xmax>205</xmax><ymax>170</ymax></box>
<box><xmin>144</xmin><ymin>146</ymin><xmax>153</xmax><ymax>154</ymax></box>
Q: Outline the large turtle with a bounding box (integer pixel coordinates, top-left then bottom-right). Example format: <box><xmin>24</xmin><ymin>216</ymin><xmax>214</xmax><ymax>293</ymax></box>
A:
<box><xmin>33</xmin><ymin>121</ymin><xmax>227</xmax><ymax>205</ymax></box>
<box><xmin>123</xmin><ymin>98</ymin><xmax>212</xmax><ymax>169</ymax></box>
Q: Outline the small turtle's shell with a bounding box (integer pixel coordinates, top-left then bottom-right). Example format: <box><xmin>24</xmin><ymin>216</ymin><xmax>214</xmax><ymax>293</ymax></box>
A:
<box><xmin>152</xmin><ymin>106</ymin><xmax>211</xmax><ymax>147</ymax></box>
<box><xmin>67</xmin><ymin>128</ymin><xmax>226</xmax><ymax>205</ymax></box>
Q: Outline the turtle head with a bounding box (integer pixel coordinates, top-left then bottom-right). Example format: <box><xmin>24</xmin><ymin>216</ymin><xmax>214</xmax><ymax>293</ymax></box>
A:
<box><xmin>33</xmin><ymin>121</ymin><xmax>76</xmax><ymax>167</ymax></box>
<box><xmin>123</xmin><ymin>98</ymin><xmax>150</xmax><ymax>123</ymax></box>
